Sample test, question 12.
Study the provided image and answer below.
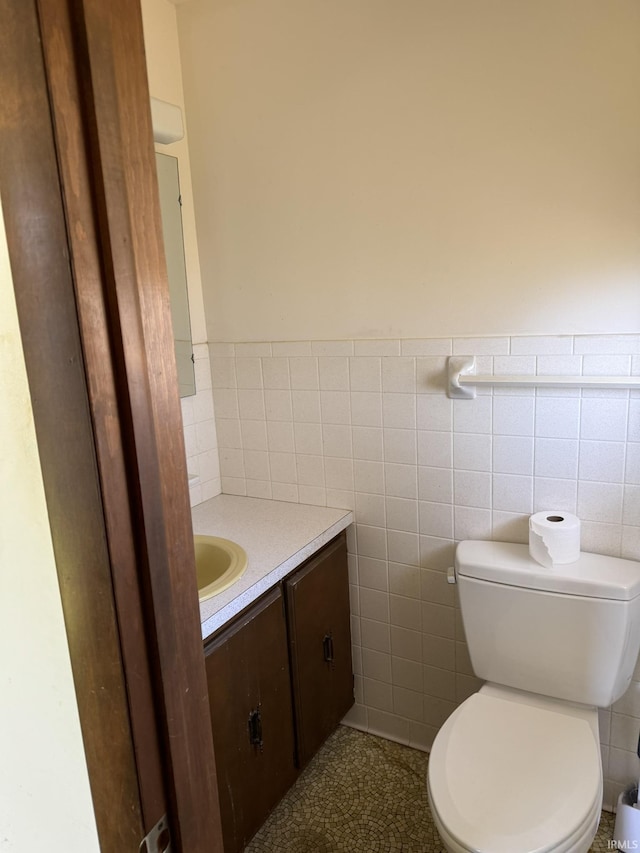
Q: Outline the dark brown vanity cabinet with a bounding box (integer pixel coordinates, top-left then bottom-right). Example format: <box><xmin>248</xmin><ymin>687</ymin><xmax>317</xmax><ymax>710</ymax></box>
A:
<box><xmin>204</xmin><ymin>586</ymin><xmax>297</xmax><ymax>853</ymax></box>
<box><xmin>285</xmin><ymin>533</ymin><xmax>354</xmax><ymax>767</ymax></box>
<box><xmin>204</xmin><ymin>532</ymin><xmax>353</xmax><ymax>852</ymax></box>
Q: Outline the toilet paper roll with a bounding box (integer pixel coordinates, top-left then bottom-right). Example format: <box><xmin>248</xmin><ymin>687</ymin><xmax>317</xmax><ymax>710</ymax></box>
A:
<box><xmin>528</xmin><ymin>511</ymin><xmax>581</xmax><ymax>568</ymax></box>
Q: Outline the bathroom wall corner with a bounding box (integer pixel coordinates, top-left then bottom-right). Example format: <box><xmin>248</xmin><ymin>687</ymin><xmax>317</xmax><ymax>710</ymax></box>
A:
<box><xmin>182</xmin><ymin>342</ymin><xmax>221</xmax><ymax>507</ymax></box>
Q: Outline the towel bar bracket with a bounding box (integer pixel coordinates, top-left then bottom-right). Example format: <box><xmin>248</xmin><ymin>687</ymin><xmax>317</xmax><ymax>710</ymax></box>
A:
<box><xmin>447</xmin><ymin>356</ymin><xmax>477</xmax><ymax>399</ymax></box>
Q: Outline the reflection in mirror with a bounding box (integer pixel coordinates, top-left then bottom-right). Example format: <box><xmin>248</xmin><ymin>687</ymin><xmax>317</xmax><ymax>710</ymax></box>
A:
<box><xmin>156</xmin><ymin>152</ymin><xmax>196</xmax><ymax>397</ymax></box>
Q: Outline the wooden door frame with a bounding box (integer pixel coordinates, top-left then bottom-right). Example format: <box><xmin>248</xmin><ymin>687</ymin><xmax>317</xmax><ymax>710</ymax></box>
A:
<box><xmin>0</xmin><ymin>1</ymin><xmax>223</xmax><ymax>850</ymax></box>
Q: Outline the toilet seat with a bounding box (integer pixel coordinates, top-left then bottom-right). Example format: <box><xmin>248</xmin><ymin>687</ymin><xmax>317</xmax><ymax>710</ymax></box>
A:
<box><xmin>427</xmin><ymin>686</ymin><xmax>602</xmax><ymax>853</ymax></box>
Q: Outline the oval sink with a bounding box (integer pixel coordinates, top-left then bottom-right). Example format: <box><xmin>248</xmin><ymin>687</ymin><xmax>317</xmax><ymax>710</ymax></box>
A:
<box><xmin>194</xmin><ymin>535</ymin><xmax>248</xmax><ymax>602</ymax></box>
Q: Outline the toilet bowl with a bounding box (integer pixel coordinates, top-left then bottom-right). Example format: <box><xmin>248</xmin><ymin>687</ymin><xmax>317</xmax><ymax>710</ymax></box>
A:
<box><xmin>427</xmin><ymin>685</ymin><xmax>602</xmax><ymax>853</ymax></box>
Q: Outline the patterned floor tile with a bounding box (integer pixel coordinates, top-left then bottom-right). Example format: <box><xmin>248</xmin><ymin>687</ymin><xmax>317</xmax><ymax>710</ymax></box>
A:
<box><xmin>246</xmin><ymin>725</ymin><xmax>616</xmax><ymax>852</ymax></box>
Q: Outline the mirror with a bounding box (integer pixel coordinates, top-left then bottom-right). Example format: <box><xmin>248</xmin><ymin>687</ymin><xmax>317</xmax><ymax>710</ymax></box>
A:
<box><xmin>156</xmin><ymin>152</ymin><xmax>196</xmax><ymax>397</ymax></box>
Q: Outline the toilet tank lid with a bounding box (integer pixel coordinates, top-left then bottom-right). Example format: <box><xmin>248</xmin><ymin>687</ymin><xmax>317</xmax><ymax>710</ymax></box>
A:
<box><xmin>456</xmin><ymin>540</ymin><xmax>640</xmax><ymax>601</ymax></box>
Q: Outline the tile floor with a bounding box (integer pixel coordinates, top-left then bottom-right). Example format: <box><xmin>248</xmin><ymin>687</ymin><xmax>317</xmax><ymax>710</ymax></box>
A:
<box><xmin>246</xmin><ymin>725</ymin><xmax>615</xmax><ymax>852</ymax></box>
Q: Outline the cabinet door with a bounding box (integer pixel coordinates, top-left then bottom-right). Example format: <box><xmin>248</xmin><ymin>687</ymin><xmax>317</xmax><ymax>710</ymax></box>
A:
<box><xmin>285</xmin><ymin>533</ymin><xmax>354</xmax><ymax>768</ymax></box>
<box><xmin>204</xmin><ymin>587</ymin><xmax>297</xmax><ymax>853</ymax></box>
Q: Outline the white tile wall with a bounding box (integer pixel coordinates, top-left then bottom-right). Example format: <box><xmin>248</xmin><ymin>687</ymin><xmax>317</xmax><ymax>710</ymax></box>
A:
<box><xmin>181</xmin><ymin>342</ymin><xmax>221</xmax><ymax>505</ymax></box>
<box><xmin>194</xmin><ymin>334</ymin><xmax>640</xmax><ymax>811</ymax></box>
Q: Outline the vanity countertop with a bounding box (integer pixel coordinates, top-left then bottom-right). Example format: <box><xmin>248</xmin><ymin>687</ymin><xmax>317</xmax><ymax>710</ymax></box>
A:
<box><xmin>192</xmin><ymin>494</ymin><xmax>353</xmax><ymax>640</ymax></box>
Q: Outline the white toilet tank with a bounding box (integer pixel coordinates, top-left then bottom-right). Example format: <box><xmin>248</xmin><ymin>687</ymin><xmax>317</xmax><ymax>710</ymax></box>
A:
<box><xmin>456</xmin><ymin>541</ymin><xmax>640</xmax><ymax>708</ymax></box>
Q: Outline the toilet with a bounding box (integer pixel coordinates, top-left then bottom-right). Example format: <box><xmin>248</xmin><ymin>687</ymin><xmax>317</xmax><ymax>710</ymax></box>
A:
<box><xmin>427</xmin><ymin>540</ymin><xmax>640</xmax><ymax>853</ymax></box>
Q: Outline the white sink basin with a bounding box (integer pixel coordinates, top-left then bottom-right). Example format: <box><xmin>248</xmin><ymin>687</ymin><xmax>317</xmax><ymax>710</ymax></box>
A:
<box><xmin>194</xmin><ymin>535</ymin><xmax>248</xmax><ymax>602</ymax></box>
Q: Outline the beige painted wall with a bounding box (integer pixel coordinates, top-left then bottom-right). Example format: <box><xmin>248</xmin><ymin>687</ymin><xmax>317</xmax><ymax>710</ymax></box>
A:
<box><xmin>141</xmin><ymin>0</ymin><xmax>208</xmax><ymax>344</ymax></box>
<box><xmin>0</xmin><ymin>205</ymin><xmax>99</xmax><ymax>850</ymax></box>
<box><xmin>177</xmin><ymin>0</ymin><xmax>640</xmax><ymax>342</ymax></box>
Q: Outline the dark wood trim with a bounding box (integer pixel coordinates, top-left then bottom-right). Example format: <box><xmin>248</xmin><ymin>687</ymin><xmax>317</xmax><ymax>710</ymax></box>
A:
<box><xmin>1</xmin><ymin>0</ymin><xmax>223</xmax><ymax>850</ymax></box>
<box><xmin>0</xmin><ymin>1</ymin><xmax>143</xmax><ymax>848</ymax></box>
<box><xmin>36</xmin><ymin>0</ymin><xmax>167</xmax><ymax>828</ymax></box>
<box><xmin>68</xmin><ymin>1</ymin><xmax>223</xmax><ymax>848</ymax></box>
